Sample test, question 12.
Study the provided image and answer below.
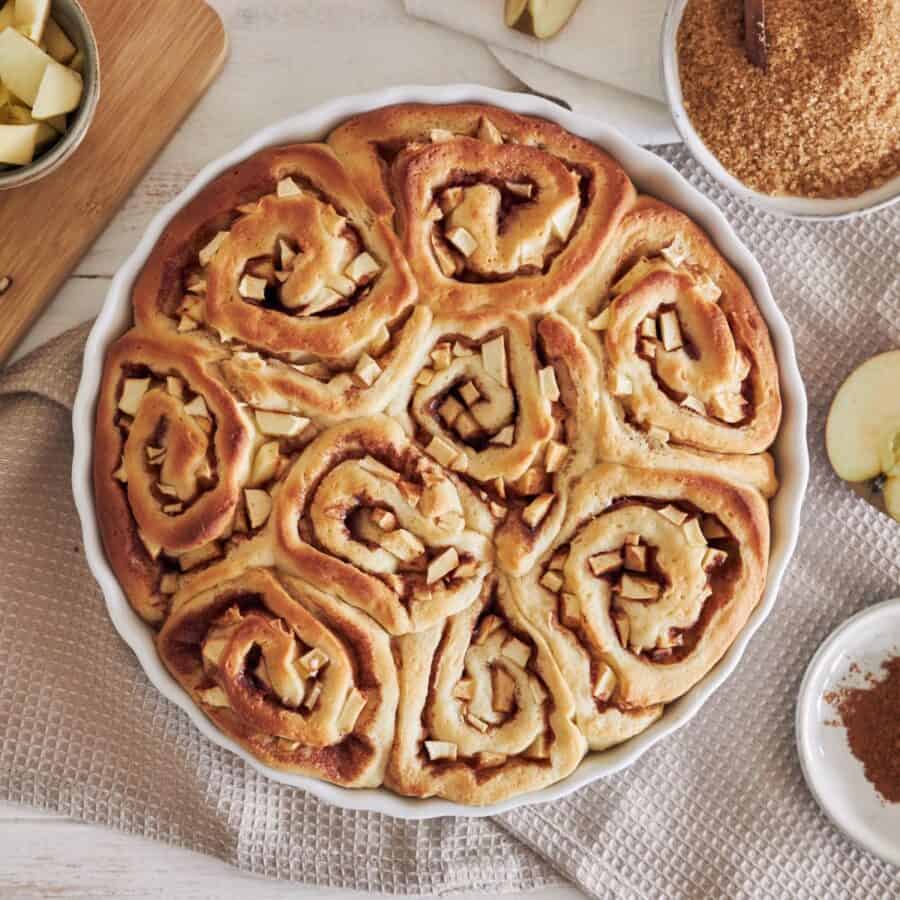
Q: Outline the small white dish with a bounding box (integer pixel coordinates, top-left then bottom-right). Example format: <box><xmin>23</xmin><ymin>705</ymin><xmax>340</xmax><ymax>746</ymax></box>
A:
<box><xmin>660</xmin><ymin>0</ymin><xmax>900</xmax><ymax>220</ymax></box>
<box><xmin>796</xmin><ymin>598</ymin><xmax>900</xmax><ymax>867</ymax></box>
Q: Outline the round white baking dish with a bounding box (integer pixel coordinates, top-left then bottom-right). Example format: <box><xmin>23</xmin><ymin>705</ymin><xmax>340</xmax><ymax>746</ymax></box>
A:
<box><xmin>71</xmin><ymin>84</ymin><xmax>809</xmax><ymax>819</ymax></box>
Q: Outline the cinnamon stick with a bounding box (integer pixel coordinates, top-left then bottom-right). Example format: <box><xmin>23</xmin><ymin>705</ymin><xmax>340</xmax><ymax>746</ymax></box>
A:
<box><xmin>744</xmin><ymin>0</ymin><xmax>768</xmax><ymax>72</ymax></box>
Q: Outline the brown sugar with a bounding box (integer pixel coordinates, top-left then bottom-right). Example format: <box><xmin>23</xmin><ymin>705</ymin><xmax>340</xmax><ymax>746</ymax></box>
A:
<box><xmin>825</xmin><ymin>654</ymin><xmax>900</xmax><ymax>804</ymax></box>
<box><xmin>677</xmin><ymin>0</ymin><xmax>900</xmax><ymax>198</ymax></box>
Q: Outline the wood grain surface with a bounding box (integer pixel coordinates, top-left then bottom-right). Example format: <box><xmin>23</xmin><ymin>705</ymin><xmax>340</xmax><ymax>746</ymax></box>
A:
<box><xmin>0</xmin><ymin>0</ymin><xmax>227</xmax><ymax>364</ymax></box>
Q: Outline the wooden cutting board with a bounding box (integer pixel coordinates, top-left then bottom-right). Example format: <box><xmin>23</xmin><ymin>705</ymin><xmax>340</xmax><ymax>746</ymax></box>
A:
<box><xmin>0</xmin><ymin>0</ymin><xmax>228</xmax><ymax>365</ymax></box>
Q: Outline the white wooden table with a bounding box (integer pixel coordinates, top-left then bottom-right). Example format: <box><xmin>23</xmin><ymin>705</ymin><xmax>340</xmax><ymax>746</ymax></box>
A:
<box><xmin>3</xmin><ymin>1</ymin><xmax>587</xmax><ymax>897</ymax></box>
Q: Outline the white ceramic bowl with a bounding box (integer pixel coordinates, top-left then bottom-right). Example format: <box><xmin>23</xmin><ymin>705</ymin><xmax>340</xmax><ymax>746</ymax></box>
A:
<box><xmin>660</xmin><ymin>0</ymin><xmax>900</xmax><ymax>220</ymax></box>
<box><xmin>796</xmin><ymin>598</ymin><xmax>900</xmax><ymax>867</ymax></box>
<box><xmin>71</xmin><ymin>84</ymin><xmax>809</xmax><ymax>819</ymax></box>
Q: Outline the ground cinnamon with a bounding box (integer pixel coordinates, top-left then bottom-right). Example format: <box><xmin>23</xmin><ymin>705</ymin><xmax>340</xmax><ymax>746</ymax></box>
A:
<box><xmin>677</xmin><ymin>0</ymin><xmax>900</xmax><ymax>198</ymax></box>
<box><xmin>824</xmin><ymin>654</ymin><xmax>900</xmax><ymax>804</ymax></box>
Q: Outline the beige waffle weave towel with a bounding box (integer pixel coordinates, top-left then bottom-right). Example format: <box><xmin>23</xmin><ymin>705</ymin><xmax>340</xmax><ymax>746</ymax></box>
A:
<box><xmin>1</xmin><ymin>146</ymin><xmax>898</xmax><ymax>897</ymax></box>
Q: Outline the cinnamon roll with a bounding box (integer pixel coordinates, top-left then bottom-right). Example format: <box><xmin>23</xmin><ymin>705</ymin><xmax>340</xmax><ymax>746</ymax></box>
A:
<box><xmin>329</xmin><ymin>103</ymin><xmax>634</xmax><ymax>315</ymax></box>
<box><xmin>573</xmin><ymin>196</ymin><xmax>781</xmax><ymax>458</ymax></box>
<box><xmin>387</xmin><ymin>577</ymin><xmax>586</xmax><ymax>805</ymax></box>
<box><xmin>510</xmin><ymin>462</ymin><xmax>769</xmax><ymax>746</ymax></box>
<box><xmin>132</xmin><ymin>143</ymin><xmax>428</xmax><ymax>422</ymax></box>
<box><xmin>93</xmin><ymin>332</ymin><xmax>254</xmax><ymax>623</ymax></box>
<box><xmin>158</xmin><ymin>550</ymin><xmax>397</xmax><ymax>788</ymax></box>
<box><xmin>388</xmin><ymin>310</ymin><xmax>599</xmax><ymax>576</ymax></box>
<box><xmin>272</xmin><ymin>416</ymin><xmax>494</xmax><ymax>635</ymax></box>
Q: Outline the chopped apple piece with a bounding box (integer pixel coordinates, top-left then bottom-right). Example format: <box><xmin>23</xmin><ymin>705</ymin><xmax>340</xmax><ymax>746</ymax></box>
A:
<box><xmin>588</xmin><ymin>550</ymin><xmax>622</xmax><ymax>576</ymax></box>
<box><xmin>255</xmin><ymin>409</ymin><xmax>308</xmax><ymax>437</ymax></box>
<box><xmin>0</xmin><ymin>122</ymin><xmax>38</xmax><ymax>164</ymax></box>
<box><xmin>424</xmin><ymin>740</ymin><xmax>458</xmax><ymax>762</ymax></box>
<box><xmin>42</xmin><ymin>17</ymin><xmax>76</xmax><ymax>64</ymax></box>
<box><xmin>826</xmin><ymin>351</ymin><xmax>900</xmax><ymax>482</ymax></box>
<box><xmin>249</xmin><ymin>441</ymin><xmax>280</xmax><ymax>487</ymax></box>
<box><xmin>0</xmin><ymin>27</ymin><xmax>52</xmax><ymax>105</ymax></box>
<box><xmin>31</xmin><ymin>59</ymin><xmax>83</xmax><ymax>119</ymax></box>
<box><xmin>14</xmin><ymin>0</ymin><xmax>51</xmax><ymax>43</ymax></box>
<box><xmin>244</xmin><ymin>488</ymin><xmax>272</xmax><ymax>529</ymax></box>
<box><xmin>538</xmin><ymin>365</ymin><xmax>560</xmax><ymax>401</ymax></box>
<box><xmin>426</xmin><ymin>547</ymin><xmax>459</xmax><ymax>584</ymax></box>
<box><xmin>619</xmin><ymin>574</ymin><xmax>660</xmax><ymax>601</ymax></box>
<box><xmin>884</xmin><ymin>476</ymin><xmax>900</xmax><ymax>524</ymax></box>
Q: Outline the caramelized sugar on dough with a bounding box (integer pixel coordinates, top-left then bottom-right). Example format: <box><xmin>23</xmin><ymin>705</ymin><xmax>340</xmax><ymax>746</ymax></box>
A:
<box><xmin>94</xmin><ymin>103</ymin><xmax>782</xmax><ymax>805</ymax></box>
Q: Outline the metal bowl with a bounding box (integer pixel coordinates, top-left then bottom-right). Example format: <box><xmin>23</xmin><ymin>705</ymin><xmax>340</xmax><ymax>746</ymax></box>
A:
<box><xmin>0</xmin><ymin>0</ymin><xmax>100</xmax><ymax>191</ymax></box>
<box><xmin>660</xmin><ymin>0</ymin><xmax>900</xmax><ymax>221</ymax></box>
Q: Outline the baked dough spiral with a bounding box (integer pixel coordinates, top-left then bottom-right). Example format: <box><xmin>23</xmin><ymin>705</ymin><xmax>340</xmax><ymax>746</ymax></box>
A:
<box><xmin>93</xmin><ymin>103</ymin><xmax>784</xmax><ymax>804</ymax></box>
<box><xmin>510</xmin><ymin>463</ymin><xmax>769</xmax><ymax>747</ymax></box>
<box><xmin>157</xmin><ymin>551</ymin><xmax>397</xmax><ymax>788</ymax></box>
<box><xmin>330</xmin><ymin>103</ymin><xmax>635</xmax><ymax>315</ymax></box>
<box><xmin>272</xmin><ymin>416</ymin><xmax>494</xmax><ymax>635</ymax></box>
<box><xmin>571</xmin><ymin>196</ymin><xmax>781</xmax><ymax>458</ymax></box>
<box><xmin>93</xmin><ymin>333</ymin><xmax>254</xmax><ymax>623</ymax></box>
<box><xmin>387</xmin><ymin>577</ymin><xmax>586</xmax><ymax>804</ymax></box>
<box><xmin>132</xmin><ymin>143</ymin><xmax>429</xmax><ymax>422</ymax></box>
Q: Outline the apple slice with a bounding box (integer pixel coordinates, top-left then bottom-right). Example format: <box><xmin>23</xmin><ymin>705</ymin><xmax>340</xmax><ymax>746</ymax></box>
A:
<box><xmin>41</xmin><ymin>17</ymin><xmax>76</xmax><ymax>64</ymax></box>
<box><xmin>0</xmin><ymin>122</ymin><xmax>39</xmax><ymax>164</ymax></box>
<box><xmin>0</xmin><ymin>26</ymin><xmax>52</xmax><ymax>105</ymax></box>
<box><xmin>505</xmin><ymin>0</ymin><xmax>582</xmax><ymax>39</ymax></box>
<box><xmin>884</xmin><ymin>477</ymin><xmax>900</xmax><ymax>524</ymax></box>
<box><xmin>34</xmin><ymin>118</ymin><xmax>56</xmax><ymax>148</ymax></box>
<box><xmin>30</xmin><ymin>59</ymin><xmax>82</xmax><ymax>119</ymax></box>
<box><xmin>13</xmin><ymin>0</ymin><xmax>51</xmax><ymax>43</ymax></box>
<box><xmin>826</xmin><ymin>351</ymin><xmax>900</xmax><ymax>482</ymax></box>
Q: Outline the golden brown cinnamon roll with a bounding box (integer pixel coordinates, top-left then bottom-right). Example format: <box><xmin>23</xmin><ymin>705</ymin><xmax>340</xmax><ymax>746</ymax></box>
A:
<box><xmin>93</xmin><ymin>332</ymin><xmax>254</xmax><ymax>623</ymax></box>
<box><xmin>387</xmin><ymin>577</ymin><xmax>586</xmax><ymax>804</ymax></box>
<box><xmin>329</xmin><ymin>103</ymin><xmax>634</xmax><ymax>315</ymax></box>
<box><xmin>388</xmin><ymin>310</ymin><xmax>600</xmax><ymax>576</ymax></box>
<box><xmin>158</xmin><ymin>554</ymin><xmax>397</xmax><ymax>788</ymax></box>
<box><xmin>511</xmin><ymin>462</ymin><xmax>769</xmax><ymax>746</ymax></box>
<box><xmin>573</xmin><ymin>197</ymin><xmax>781</xmax><ymax>458</ymax></box>
<box><xmin>132</xmin><ymin>143</ymin><xmax>427</xmax><ymax>422</ymax></box>
<box><xmin>272</xmin><ymin>416</ymin><xmax>494</xmax><ymax>635</ymax></box>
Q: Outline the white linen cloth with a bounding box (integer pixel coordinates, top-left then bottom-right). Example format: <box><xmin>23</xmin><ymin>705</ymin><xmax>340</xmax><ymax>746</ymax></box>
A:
<box><xmin>405</xmin><ymin>0</ymin><xmax>678</xmax><ymax>143</ymax></box>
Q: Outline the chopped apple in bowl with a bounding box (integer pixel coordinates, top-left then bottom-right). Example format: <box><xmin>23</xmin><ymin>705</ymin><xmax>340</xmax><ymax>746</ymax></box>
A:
<box><xmin>0</xmin><ymin>0</ymin><xmax>81</xmax><ymax>169</ymax></box>
<box><xmin>826</xmin><ymin>350</ymin><xmax>900</xmax><ymax>523</ymax></box>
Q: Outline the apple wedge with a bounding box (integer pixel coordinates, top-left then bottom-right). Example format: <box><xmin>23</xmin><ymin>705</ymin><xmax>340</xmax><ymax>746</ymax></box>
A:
<box><xmin>13</xmin><ymin>0</ymin><xmax>51</xmax><ymax>43</ymax></box>
<box><xmin>505</xmin><ymin>0</ymin><xmax>582</xmax><ymax>39</ymax></box>
<box><xmin>41</xmin><ymin>16</ymin><xmax>76</xmax><ymax>64</ymax></box>
<box><xmin>0</xmin><ymin>122</ymin><xmax>39</xmax><ymax>164</ymax></box>
<box><xmin>885</xmin><ymin>476</ymin><xmax>900</xmax><ymax>523</ymax></box>
<box><xmin>30</xmin><ymin>58</ymin><xmax>82</xmax><ymax>119</ymax></box>
<box><xmin>0</xmin><ymin>26</ymin><xmax>52</xmax><ymax>105</ymax></box>
<box><xmin>826</xmin><ymin>351</ymin><xmax>900</xmax><ymax>483</ymax></box>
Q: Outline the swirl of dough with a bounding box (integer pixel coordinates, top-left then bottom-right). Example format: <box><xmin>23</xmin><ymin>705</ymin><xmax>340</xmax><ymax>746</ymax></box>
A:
<box><xmin>329</xmin><ymin>103</ymin><xmax>634</xmax><ymax>315</ymax></box>
<box><xmin>131</xmin><ymin>144</ymin><xmax>429</xmax><ymax>423</ymax></box>
<box><xmin>158</xmin><ymin>554</ymin><xmax>397</xmax><ymax>788</ymax></box>
<box><xmin>272</xmin><ymin>416</ymin><xmax>494</xmax><ymax>635</ymax></box>
<box><xmin>576</xmin><ymin>196</ymin><xmax>781</xmax><ymax>456</ymax></box>
<box><xmin>93</xmin><ymin>332</ymin><xmax>254</xmax><ymax>623</ymax></box>
<box><xmin>510</xmin><ymin>462</ymin><xmax>769</xmax><ymax>746</ymax></box>
<box><xmin>387</xmin><ymin>577</ymin><xmax>586</xmax><ymax>804</ymax></box>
